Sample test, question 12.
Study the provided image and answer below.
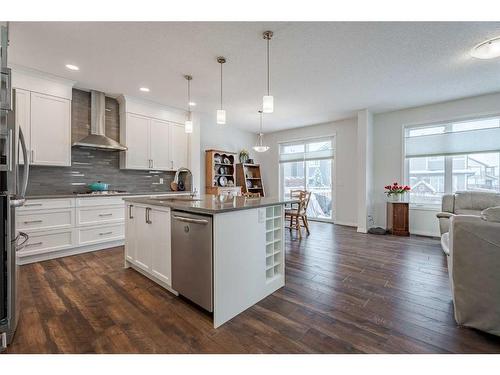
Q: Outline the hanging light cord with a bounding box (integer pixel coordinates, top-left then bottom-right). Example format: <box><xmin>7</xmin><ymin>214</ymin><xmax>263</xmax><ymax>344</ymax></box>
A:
<box><xmin>187</xmin><ymin>78</ymin><xmax>191</xmax><ymax>112</ymax></box>
<box><xmin>266</xmin><ymin>37</ymin><xmax>270</xmax><ymax>96</ymax></box>
<box><xmin>220</xmin><ymin>61</ymin><xmax>223</xmax><ymax>110</ymax></box>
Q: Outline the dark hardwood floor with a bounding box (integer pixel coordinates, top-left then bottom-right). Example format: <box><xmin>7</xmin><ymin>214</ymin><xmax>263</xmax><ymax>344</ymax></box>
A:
<box><xmin>5</xmin><ymin>222</ymin><xmax>500</xmax><ymax>353</ymax></box>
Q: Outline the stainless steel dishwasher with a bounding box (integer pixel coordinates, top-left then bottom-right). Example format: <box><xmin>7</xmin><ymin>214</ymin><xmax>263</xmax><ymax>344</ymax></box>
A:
<box><xmin>171</xmin><ymin>210</ymin><xmax>213</xmax><ymax>312</ymax></box>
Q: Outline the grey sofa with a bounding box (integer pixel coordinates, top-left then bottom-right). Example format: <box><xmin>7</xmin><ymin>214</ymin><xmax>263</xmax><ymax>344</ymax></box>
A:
<box><xmin>437</xmin><ymin>191</ymin><xmax>500</xmax><ymax>236</ymax></box>
<box><xmin>437</xmin><ymin>191</ymin><xmax>500</xmax><ymax>336</ymax></box>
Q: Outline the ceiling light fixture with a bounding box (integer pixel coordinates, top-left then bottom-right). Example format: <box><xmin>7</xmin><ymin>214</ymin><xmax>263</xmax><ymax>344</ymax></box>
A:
<box><xmin>139</xmin><ymin>87</ymin><xmax>150</xmax><ymax>92</ymax></box>
<box><xmin>184</xmin><ymin>75</ymin><xmax>193</xmax><ymax>134</ymax></box>
<box><xmin>217</xmin><ymin>56</ymin><xmax>227</xmax><ymax>125</ymax></box>
<box><xmin>471</xmin><ymin>36</ymin><xmax>500</xmax><ymax>59</ymax></box>
<box><xmin>189</xmin><ymin>102</ymin><xmax>197</xmax><ymax>106</ymax></box>
<box><xmin>262</xmin><ymin>31</ymin><xmax>274</xmax><ymax>113</ymax></box>
<box><xmin>253</xmin><ymin>110</ymin><xmax>270</xmax><ymax>153</ymax></box>
<box><xmin>65</xmin><ymin>64</ymin><xmax>79</xmax><ymax>71</ymax></box>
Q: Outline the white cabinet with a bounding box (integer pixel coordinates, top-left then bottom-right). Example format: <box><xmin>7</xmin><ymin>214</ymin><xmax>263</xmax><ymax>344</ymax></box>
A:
<box><xmin>170</xmin><ymin>123</ymin><xmax>188</xmax><ymax>170</ymax></box>
<box><xmin>125</xmin><ymin>203</ymin><xmax>172</xmax><ymax>287</ymax></box>
<box><xmin>15</xmin><ymin>89</ymin><xmax>31</xmax><ymax>165</ymax></box>
<box><xmin>121</xmin><ymin>112</ymin><xmax>186</xmax><ymax>171</ymax></box>
<box><xmin>150</xmin><ymin>119</ymin><xmax>171</xmax><ymax>170</ymax></box>
<box><xmin>122</xmin><ymin>113</ymin><xmax>150</xmax><ymax>170</ymax></box>
<box><xmin>15</xmin><ymin>90</ymin><xmax>71</xmax><ymax>167</ymax></box>
<box><xmin>30</xmin><ymin>92</ymin><xmax>71</xmax><ymax>166</ymax></box>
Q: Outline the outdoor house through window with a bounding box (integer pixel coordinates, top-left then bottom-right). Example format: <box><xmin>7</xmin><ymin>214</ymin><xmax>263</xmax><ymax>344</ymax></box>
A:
<box><xmin>279</xmin><ymin>136</ymin><xmax>334</xmax><ymax>221</ymax></box>
<box><xmin>404</xmin><ymin>116</ymin><xmax>500</xmax><ymax>207</ymax></box>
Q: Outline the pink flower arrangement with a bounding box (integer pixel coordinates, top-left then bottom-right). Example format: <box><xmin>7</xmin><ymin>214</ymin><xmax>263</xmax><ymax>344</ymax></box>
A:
<box><xmin>384</xmin><ymin>182</ymin><xmax>411</xmax><ymax>196</ymax></box>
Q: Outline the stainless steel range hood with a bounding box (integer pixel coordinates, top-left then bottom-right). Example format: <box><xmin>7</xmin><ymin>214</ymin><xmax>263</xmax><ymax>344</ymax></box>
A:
<box><xmin>72</xmin><ymin>90</ymin><xmax>127</xmax><ymax>151</ymax></box>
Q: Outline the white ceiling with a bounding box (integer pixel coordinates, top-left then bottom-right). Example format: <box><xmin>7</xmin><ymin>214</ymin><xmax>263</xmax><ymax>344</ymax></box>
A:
<box><xmin>8</xmin><ymin>22</ymin><xmax>500</xmax><ymax>133</ymax></box>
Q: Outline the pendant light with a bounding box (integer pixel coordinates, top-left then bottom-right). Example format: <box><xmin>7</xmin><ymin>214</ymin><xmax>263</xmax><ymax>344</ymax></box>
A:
<box><xmin>184</xmin><ymin>75</ymin><xmax>193</xmax><ymax>133</ymax></box>
<box><xmin>253</xmin><ymin>110</ymin><xmax>270</xmax><ymax>153</ymax></box>
<box><xmin>262</xmin><ymin>30</ymin><xmax>274</xmax><ymax>113</ymax></box>
<box><xmin>216</xmin><ymin>56</ymin><xmax>226</xmax><ymax>124</ymax></box>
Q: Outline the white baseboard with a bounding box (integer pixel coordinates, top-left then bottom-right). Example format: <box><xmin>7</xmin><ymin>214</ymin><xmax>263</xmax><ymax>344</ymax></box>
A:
<box><xmin>334</xmin><ymin>221</ymin><xmax>358</xmax><ymax>228</ymax></box>
<box><xmin>409</xmin><ymin>230</ymin><xmax>440</xmax><ymax>238</ymax></box>
<box><xmin>17</xmin><ymin>240</ymin><xmax>124</xmax><ymax>265</ymax></box>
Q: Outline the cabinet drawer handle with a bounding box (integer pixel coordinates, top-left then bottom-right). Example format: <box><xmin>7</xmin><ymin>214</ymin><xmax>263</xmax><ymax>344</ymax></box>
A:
<box><xmin>24</xmin><ymin>203</ymin><xmax>42</xmax><ymax>207</ymax></box>
<box><xmin>98</xmin><ymin>213</ymin><xmax>113</xmax><ymax>217</ymax></box>
<box><xmin>129</xmin><ymin>205</ymin><xmax>134</xmax><ymax>219</ymax></box>
<box><xmin>26</xmin><ymin>242</ymin><xmax>43</xmax><ymax>247</ymax></box>
<box><xmin>99</xmin><ymin>231</ymin><xmax>113</xmax><ymax>236</ymax></box>
<box><xmin>23</xmin><ymin>219</ymin><xmax>43</xmax><ymax>224</ymax></box>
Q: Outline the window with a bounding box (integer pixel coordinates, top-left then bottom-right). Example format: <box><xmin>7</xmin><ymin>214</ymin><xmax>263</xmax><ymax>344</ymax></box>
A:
<box><xmin>279</xmin><ymin>137</ymin><xmax>334</xmax><ymax>220</ymax></box>
<box><xmin>405</xmin><ymin>116</ymin><xmax>500</xmax><ymax>207</ymax></box>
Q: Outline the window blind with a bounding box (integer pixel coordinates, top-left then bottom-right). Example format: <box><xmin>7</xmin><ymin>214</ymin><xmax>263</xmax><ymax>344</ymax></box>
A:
<box><xmin>405</xmin><ymin>117</ymin><xmax>500</xmax><ymax>158</ymax></box>
<box><xmin>279</xmin><ymin>137</ymin><xmax>334</xmax><ymax>163</ymax></box>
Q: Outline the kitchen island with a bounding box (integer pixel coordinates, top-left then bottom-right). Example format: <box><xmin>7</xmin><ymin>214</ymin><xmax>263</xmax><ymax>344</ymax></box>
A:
<box><xmin>122</xmin><ymin>194</ymin><xmax>291</xmax><ymax>327</ymax></box>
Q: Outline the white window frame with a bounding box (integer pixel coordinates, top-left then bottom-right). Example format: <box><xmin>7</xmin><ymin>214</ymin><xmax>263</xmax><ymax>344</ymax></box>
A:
<box><xmin>403</xmin><ymin>114</ymin><xmax>500</xmax><ymax>209</ymax></box>
<box><xmin>278</xmin><ymin>134</ymin><xmax>336</xmax><ymax>223</ymax></box>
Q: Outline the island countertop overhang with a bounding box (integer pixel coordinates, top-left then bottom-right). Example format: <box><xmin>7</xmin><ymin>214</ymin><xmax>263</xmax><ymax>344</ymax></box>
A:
<box><xmin>122</xmin><ymin>194</ymin><xmax>296</xmax><ymax>215</ymax></box>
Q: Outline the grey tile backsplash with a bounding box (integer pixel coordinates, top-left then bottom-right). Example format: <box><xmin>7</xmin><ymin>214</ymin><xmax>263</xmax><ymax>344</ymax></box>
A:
<box><xmin>26</xmin><ymin>148</ymin><xmax>177</xmax><ymax>195</ymax></box>
<box><xmin>26</xmin><ymin>88</ymin><xmax>184</xmax><ymax>196</ymax></box>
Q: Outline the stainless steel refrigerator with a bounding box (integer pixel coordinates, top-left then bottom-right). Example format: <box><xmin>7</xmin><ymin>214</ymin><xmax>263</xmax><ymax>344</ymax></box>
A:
<box><xmin>0</xmin><ymin>22</ymin><xmax>30</xmax><ymax>351</ymax></box>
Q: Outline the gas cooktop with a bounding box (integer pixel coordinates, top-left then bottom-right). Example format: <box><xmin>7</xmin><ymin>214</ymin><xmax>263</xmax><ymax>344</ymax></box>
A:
<box><xmin>74</xmin><ymin>190</ymin><xmax>127</xmax><ymax>196</ymax></box>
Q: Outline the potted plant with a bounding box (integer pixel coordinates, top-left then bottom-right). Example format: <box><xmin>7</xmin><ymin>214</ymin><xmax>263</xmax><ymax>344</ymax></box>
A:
<box><xmin>385</xmin><ymin>182</ymin><xmax>411</xmax><ymax>201</ymax></box>
<box><xmin>239</xmin><ymin>149</ymin><xmax>250</xmax><ymax>164</ymax></box>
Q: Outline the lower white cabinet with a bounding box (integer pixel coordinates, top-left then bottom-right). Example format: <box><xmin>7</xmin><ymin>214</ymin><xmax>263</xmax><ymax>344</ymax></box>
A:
<box><xmin>21</xmin><ymin>228</ymin><xmax>75</xmax><ymax>257</ymax></box>
<box><xmin>77</xmin><ymin>223</ymin><xmax>125</xmax><ymax>246</ymax></box>
<box><xmin>125</xmin><ymin>203</ymin><xmax>172</xmax><ymax>287</ymax></box>
<box><xmin>16</xmin><ymin>197</ymin><xmax>126</xmax><ymax>264</ymax></box>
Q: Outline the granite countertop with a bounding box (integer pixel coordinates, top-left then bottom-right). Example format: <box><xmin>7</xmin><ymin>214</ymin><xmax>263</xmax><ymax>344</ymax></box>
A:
<box><xmin>26</xmin><ymin>191</ymin><xmax>191</xmax><ymax>199</ymax></box>
<box><xmin>123</xmin><ymin>194</ymin><xmax>296</xmax><ymax>214</ymax></box>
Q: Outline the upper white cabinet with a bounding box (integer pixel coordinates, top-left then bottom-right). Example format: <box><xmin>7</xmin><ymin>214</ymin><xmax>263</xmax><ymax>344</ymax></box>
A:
<box><xmin>30</xmin><ymin>92</ymin><xmax>71</xmax><ymax>166</ymax></box>
<box><xmin>15</xmin><ymin>89</ymin><xmax>30</xmax><ymax>165</ymax></box>
<box><xmin>150</xmin><ymin>118</ymin><xmax>171</xmax><ymax>170</ymax></box>
<box><xmin>170</xmin><ymin>123</ymin><xmax>188</xmax><ymax>170</ymax></box>
<box><xmin>12</xmin><ymin>67</ymin><xmax>74</xmax><ymax>167</ymax></box>
<box><xmin>118</xmin><ymin>95</ymin><xmax>190</xmax><ymax>171</ymax></box>
<box><xmin>123</xmin><ymin>113</ymin><xmax>150</xmax><ymax>170</ymax></box>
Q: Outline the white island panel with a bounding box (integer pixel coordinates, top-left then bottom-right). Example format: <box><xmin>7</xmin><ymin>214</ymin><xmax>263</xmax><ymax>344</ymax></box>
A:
<box><xmin>213</xmin><ymin>206</ymin><xmax>285</xmax><ymax>328</ymax></box>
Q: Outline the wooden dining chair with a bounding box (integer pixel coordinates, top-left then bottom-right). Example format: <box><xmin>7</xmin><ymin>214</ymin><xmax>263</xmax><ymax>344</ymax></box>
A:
<box><xmin>285</xmin><ymin>190</ymin><xmax>311</xmax><ymax>238</ymax></box>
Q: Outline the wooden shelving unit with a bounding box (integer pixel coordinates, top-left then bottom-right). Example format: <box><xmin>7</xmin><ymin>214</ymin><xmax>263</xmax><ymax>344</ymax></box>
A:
<box><xmin>236</xmin><ymin>163</ymin><xmax>265</xmax><ymax>197</ymax></box>
<box><xmin>205</xmin><ymin>150</ymin><xmax>242</xmax><ymax>196</ymax></box>
<box><xmin>265</xmin><ymin>205</ymin><xmax>284</xmax><ymax>281</ymax></box>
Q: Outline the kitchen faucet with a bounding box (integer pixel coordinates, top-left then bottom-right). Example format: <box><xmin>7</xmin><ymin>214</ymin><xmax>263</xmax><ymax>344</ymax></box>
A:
<box><xmin>174</xmin><ymin>167</ymin><xmax>198</xmax><ymax>197</ymax></box>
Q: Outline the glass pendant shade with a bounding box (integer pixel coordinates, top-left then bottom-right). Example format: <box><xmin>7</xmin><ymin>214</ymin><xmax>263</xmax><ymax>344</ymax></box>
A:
<box><xmin>216</xmin><ymin>109</ymin><xmax>226</xmax><ymax>125</ymax></box>
<box><xmin>184</xmin><ymin>119</ymin><xmax>193</xmax><ymax>134</ymax></box>
<box><xmin>262</xmin><ymin>95</ymin><xmax>274</xmax><ymax>113</ymax></box>
<box><xmin>253</xmin><ymin>133</ymin><xmax>269</xmax><ymax>153</ymax></box>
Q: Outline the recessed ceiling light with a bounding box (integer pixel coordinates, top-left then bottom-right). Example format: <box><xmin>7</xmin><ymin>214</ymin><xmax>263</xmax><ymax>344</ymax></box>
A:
<box><xmin>65</xmin><ymin>64</ymin><xmax>79</xmax><ymax>71</ymax></box>
<box><xmin>471</xmin><ymin>36</ymin><xmax>500</xmax><ymax>59</ymax></box>
<box><xmin>139</xmin><ymin>87</ymin><xmax>150</xmax><ymax>92</ymax></box>
<box><xmin>189</xmin><ymin>102</ymin><xmax>196</xmax><ymax>106</ymax></box>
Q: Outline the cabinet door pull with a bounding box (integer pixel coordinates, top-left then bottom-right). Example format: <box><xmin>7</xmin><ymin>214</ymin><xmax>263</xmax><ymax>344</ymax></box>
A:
<box><xmin>99</xmin><ymin>231</ymin><xmax>113</xmax><ymax>236</ymax></box>
<box><xmin>146</xmin><ymin>207</ymin><xmax>152</xmax><ymax>224</ymax></box>
<box><xmin>31</xmin><ymin>150</ymin><xmax>34</xmax><ymax>162</ymax></box>
<box><xmin>24</xmin><ymin>203</ymin><xmax>42</xmax><ymax>207</ymax></box>
<box><xmin>98</xmin><ymin>213</ymin><xmax>113</xmax><ymax>217</ymax></box>
<box><xmin>23</xmin><ymin>219</ymin><xmax>43</xmax><ymax>224</ymax></box>
<box><xmin>26</xmin><ymin>242</ymin><xmax>43</xmax><ymax>247</ymax></box>
<box><xmin>129</xmin><ymin>205</ymin><xmax>134</xmax><ymax>219</ymax></box>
